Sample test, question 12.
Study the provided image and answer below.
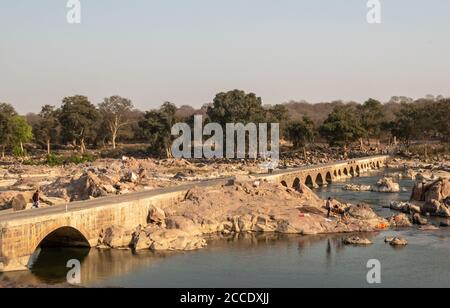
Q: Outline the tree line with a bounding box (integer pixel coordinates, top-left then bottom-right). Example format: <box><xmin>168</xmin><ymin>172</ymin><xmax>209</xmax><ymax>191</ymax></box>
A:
<box><xmin>0</xmin><ymin>90</ymin><xmax>449</xmax><ymax>158</ymax></box>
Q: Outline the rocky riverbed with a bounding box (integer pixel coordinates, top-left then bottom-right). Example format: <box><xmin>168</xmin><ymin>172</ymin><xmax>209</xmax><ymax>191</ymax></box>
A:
<box><xmin>1</xmin><ymin>155</ymin><xmax>449</xmax><ymax>258</ymax></box>
<box><xmin>0</xmin><ymin>157</ymin><xmax>269</xmax><ymax>211</ymax></box>
<box><xmin>94</xmin><ymin>177</ymin><xmax>390</xmax><ymax>253</ymax></box>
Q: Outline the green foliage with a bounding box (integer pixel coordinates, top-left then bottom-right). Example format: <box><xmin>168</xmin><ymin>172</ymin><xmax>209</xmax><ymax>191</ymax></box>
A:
<box><xmin>139</xmin><ymin>102</ymin><xmax>178</xmax><ymax>157</ymax></box>
<box><xmin>59</xmin><ymin>95</ymin><xmax>99</xmax><ymax>151</ymax></box>
<box><xmin>358</xmin><ymin>98</ymin><xmax>386</xmax><ymax>139</ymax></box>
<box><xmin>285</xmin><ymin>117</ymin><xmax>316</xmax><ymax>148</ymax></box>
<box><xmin>33</xmin><ymin>105</ymin><xmax>60</xmax><ymax>152</ymax></box>
<box><xmin>0</xmin><ymin>103</ymin><xmax>18</xmax><ymax>117</ymax></box>
<box><xmin>320</xmin><ymin>105</ymin><xmax>366</xmax><ymax>147</ymax></box>
<box><xmin>207</xmin><ymin>90</ymin><xmax>266</xmax><ymax>125</ymax></box>
<box><xmin>10</xmin><ymin>115</ymin><xmax>33</xmax><ymax>145</ymax></box>
<box><xmin>12</xmin><ymin>145</ymin><xmax>27</xmax><ymax>157</ymax></box>
<box><xmin>0</xmin><ymin>103</ymin><xmax>18</xmax><ymax>155</ymax></box>
<box><xmin>267</xmin><ymin>104</ymin><xmax>290</xmax><ymax>136</ymax></box>
<box><xmin>45</xmin><ymin>153</ymin><xmax>97</xmax><ymax>166</ymax></box>
<box><xmin>389</xmin><ymin>99</ymin><xmax>450</xmax><ymax>144</ymax></box>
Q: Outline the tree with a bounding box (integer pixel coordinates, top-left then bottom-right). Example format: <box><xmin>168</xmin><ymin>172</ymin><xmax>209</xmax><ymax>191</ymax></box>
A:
<box><xmin>358</xmin><ymin>98</ymin><xmax>386</xmax><ymax>144</ymax></box>
<box><xmin>9</xmin><ymin>116</ymin><xmax>33</xmax><ymax>155</ymax></box>
<box><xmin>59</xmin><ymin>95</ymin><xmax>99</xmax><ymax>154</ymax></box>
<box><xmin>98</xmin><ymin>96</ymin><xmax>134</xmax><ymax>149</ymax></box>
<box><xmin>207</xmin><ymin>90</ymin><xmax>266</xmax><ymax>125</ymax></box>
<box><xmin>0</xmin><ymin>103</ymin><xmax>18</xmax><ymax>117</ymax></box>
<box><xmin>139</xmin><ymin>102</ymin><xmax>178</xmax><ymax>157</ymax></box>
<box><xmin>319</xmin><ymin>105</ymin><xmax>366</xmax><ymax>149</ymax></box>
<box><xmin>285</xmin><ymin>117</ymin><xmax>316</xmax><ymax>149</ymax></box>
<box><xmin>33</xmin><ymin>105</ymin><xmax>60</xmax><ymax>154</ymax></box>
<box><xmin>390</xmin><ymin>103</ymin><xmax>420</xmax><ymax>146</ymax></box>
<box><xmin>267</xmin><ymin>104</ymin><xmax>290</xmax><ymax>136</ymax></box>
<box><xmin>433</xmin><ymin>99</ymin><xmax>450</xmax><ymax>141</ymax></box>
<box><xmin>0</xmin><ymin>103</ymin><xmax>18</xmax><ymax>158</ymax></box>
<box><xmin>0</xmin><ymin>114</ymin><xmax>10</xmax><ymax>158</ymax></box>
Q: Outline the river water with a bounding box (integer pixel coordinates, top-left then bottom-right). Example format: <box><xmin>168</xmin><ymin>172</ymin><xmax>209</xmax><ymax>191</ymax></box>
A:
<box><xmin>2</xmin><ymin>170</ymin><xmax>450</xmax><ymax>288</ymax></box>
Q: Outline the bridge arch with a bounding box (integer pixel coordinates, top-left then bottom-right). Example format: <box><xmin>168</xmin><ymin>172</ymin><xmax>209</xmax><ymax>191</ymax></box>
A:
<box><xmin>36</xmin><ymin>226</ymin><xmax>91</xmax><ymax>249</ymax></box>
<box><xmin>356</xmin><ymin>165</ymin><xmax>361</xmax><ymax>176</ymax></box>
<box><xmin>281</xmin><ymin>180</ymin><xmax>288</xmax><ymax>188</ymax></box>
<box><xmin>343</xmin><ymin>168</ymin><xmax>349</xmax><ymax>176</ymax></box>
<box><xmin>28</xmin><ymin>226</ymin><xmax>91</xmax><ymax>271</ymax></box>
<box><xmin>333</xmin><ymin>170</ymin><xmax>337</xmax><ymax>178</ymax></box>
<box><xmin>292</xmin><ymin>178</ymin><xmax>302</xmax><ymax>191</ymax></box>
<box><xmin>325</xmin><ymin>172</ymin><xmax>333</xmax><ymax>184</ymax></box>
<box><xmin>315</xmin><ymin>174</ymin><xmax>324</xmax><ymax>186</ymax></box>
<box><xmin>376</xmin><ymin>161</ymin><xmax>381</xmax><ymax>169</ymax></box>
<box><xmin>305</xmin><ymin>175</ymin><xmax>314</xmax><ymax>188</ymax></box>
<box><xmin>349</xmin><ymin>167</ymin><xmax>355</xmax><ymax>177</ymax></box>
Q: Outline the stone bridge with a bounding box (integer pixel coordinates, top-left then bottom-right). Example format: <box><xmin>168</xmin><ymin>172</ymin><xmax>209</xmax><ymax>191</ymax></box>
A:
<box><xmin>0</xmin><ymin>155</ymin><xmax>390</xmax><ymax>272</ymax></box>
<box><xmin>263</xmin><ymin>155</ymin><xmax>389</xmax><ymax>190</ymax></box>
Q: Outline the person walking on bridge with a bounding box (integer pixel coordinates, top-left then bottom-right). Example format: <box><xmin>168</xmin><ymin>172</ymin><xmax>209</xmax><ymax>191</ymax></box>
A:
<box><xmin>32</xmin><ymin>189</ymin><xmax>41</xmax><ymax>209</ymax></box>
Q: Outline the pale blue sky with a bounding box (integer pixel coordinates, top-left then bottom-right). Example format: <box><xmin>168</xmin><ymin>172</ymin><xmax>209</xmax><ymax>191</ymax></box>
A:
<box><xmin>1</xmin><ymin>0</ymin><xmax>449</xmax><ymax>114</ymax></box>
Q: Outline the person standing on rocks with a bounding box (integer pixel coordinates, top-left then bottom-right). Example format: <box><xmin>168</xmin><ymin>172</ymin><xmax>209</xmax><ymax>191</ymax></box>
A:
<box><xmin>32</xmin><ymin>189</ymin><xmax>41</xmax><ymax>209</ymax></box>
<box><xmin>326</xmin><ymin>197</ymin><xmax>333</xmax><ymax>218</ymax></box>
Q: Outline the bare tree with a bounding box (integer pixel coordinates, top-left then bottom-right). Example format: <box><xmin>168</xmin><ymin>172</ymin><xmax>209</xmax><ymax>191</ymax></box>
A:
<box><xmin>99</xmin><ymin>96</ymin><xmax>134</xmax><ymax>149</ymax></box>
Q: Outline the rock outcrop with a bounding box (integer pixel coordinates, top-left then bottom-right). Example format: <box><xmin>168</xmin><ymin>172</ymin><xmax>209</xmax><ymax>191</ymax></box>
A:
<box><xmin>388</xmin><ymin>213</ymin><xmax>412</xmax><ymax>228</ymax></box>
<box><xmin>343</xmin><ymin>236</ymin><xmax>373</xmax><ymax>245</ymax></box>
<box><xmin>389</xmin><ymin>201</ymin><xmax>420</xmax><ymax>214</ymax></box>
<box><xmin>385</xmin><ymin>237</ymin><xmax>408</xmax><ymax>246</ymax></box>
<box><xmin>95</xmin><ymin>179</ymin><xmax>389</xmax><ymax>252</ymax></box>
<box><xmin>372</xmin><ymin>177</ymin><xmax>400</xmax><ymax>193</ymax></box>
<box><xmin>411</xmin><ymin>179</ymin><xmax>450</xmax><ymax>217</ymax></box>
<box><xmin>342</xmin><ymin>184</ymin><xmax>371</xmax><ymax>192</ymax></box>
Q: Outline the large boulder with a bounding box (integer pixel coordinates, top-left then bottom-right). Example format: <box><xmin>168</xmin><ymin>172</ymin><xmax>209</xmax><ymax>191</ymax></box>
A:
<box><xmin>148</xmin><ymin>229</ymin><xmax>206</xmax><ymax>251</ymax></box>
<box><xmin>12</xmin><ymin>194</ymin><xmax>28</xmax><ymax>211</ymax></box>
<box><xmin>424</xmin><ymin>179</ymin><xmax>450</xmax><ymax>203</ymax></box>
<box><xmin>0</xmin><ymin>191</ymin><xmax>29</xmax><ymax>210</ymax></box>
<box><xmin>412</xmin><ymin>213</ymin><xmax>428</xmax><ymax>226</ymax></box>
<box><xmin>101</xmin><ymin>226</ymin><xmax>134</xmax><ymax>249</ymax></box>
<box><xmin>343</xmin><ymin>236</ymin><xmax>373</xmax><ymax>245</ymax></box>
<box><xmin>389</xmin><ymin>213</ymin><xmax>412</xmax><ymax>228</ymax></box>
<box><xmin>422</xmin><ymin>199</ymin><xmax>450</xmax><ymax>217</ymax></box>
<box><xmin>165</xmin><ymin>216</ymin><xmax>202</xmax><ymax>235</ymax></box>
<box><xmin>390</xmin><ymin>201</ymin><xmax>420</xmax><ymax>214</ymax></box>
<box><xmin>425</xmin><ymin>181</ymin><xmax>444</xmax><ymax>203</ymax></box>
<box><xmin>372</xmin><ymin>177</ymin><xmax>400</xmax><ymax>193</ymax></box>
<box><xmin>411</xmin><ymin>179</ymin><xmax>450</xmax><ymax>217</ymax></box>
<box><xmin>347</xmin><ymin>204</ymin><xmax>378</xmax><ymax>220</ymax></box>
<box><xmin>386</xmin><ymin>237</ymin><xmax>408</xmax><ymax>246</ymax></box>
<box><xmin>69</xmin><ymin>172</ymin><xmax>110</xmax><ymax>201</ymax></box>
<box><xmin>130</xmin><ymin>228</ymin><xmax>154</xmax><ymax>251</ymax></box>
<box><xmin>391</xmin><ymin>237</ymin><xmax>408</xmax><ymax>246</ymax></box>
<box><xmin>148</xmin><ymin>206</ymin><xmax>166</xmax><ymax>225</ymax></box>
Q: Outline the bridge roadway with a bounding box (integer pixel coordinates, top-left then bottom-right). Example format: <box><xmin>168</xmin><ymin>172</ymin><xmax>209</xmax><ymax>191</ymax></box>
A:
<box><xmin>0</xmin><ymin>155</ymin><xmax>390</xmax><ymax>272</ymax></box>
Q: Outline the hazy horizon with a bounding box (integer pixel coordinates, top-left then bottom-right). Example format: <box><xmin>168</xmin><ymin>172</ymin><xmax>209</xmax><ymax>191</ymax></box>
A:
<box><xmin>1</xmin><ymin>0</ymin><xmax>450</xmax><ymax>114</ymax></box>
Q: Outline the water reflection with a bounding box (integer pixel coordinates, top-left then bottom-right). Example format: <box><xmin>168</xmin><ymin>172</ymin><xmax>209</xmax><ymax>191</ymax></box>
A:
<box><xmin>2</xmin><ymin>231</ymin><xmax>386</xmax><ymax>287</ymax></box>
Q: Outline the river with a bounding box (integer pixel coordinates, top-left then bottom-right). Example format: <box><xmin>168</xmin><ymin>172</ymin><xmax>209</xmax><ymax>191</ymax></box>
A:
<box><xmin>2</xmin><ymin>170</ymin><xmax>450</xmax><ymax>288</ymax></box>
